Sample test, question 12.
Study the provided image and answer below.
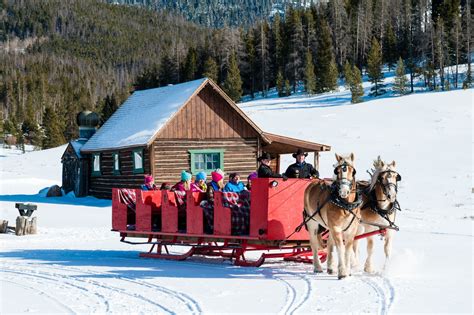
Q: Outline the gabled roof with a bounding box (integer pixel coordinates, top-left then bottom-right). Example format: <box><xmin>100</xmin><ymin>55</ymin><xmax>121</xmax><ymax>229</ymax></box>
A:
<box><xmin>81</xmin><ymin>78</ymin><xmax>269</xmax><ymax>152</ymax></box>
<box><xmin>80</xmin><ymin>77</ymin><xmax>330</xmax><ymax>153</ymax></box>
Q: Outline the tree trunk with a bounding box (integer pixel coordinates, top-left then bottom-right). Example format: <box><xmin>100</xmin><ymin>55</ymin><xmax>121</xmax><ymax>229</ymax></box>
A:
<box><xmin>0</xmin><ymin>220</ymin><xmax>8</xmax><ymax>233</ymax></box>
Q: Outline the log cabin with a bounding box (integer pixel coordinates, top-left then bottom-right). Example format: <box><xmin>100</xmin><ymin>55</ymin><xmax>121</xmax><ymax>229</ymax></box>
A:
<box><xmin>70</xmin><ymin>78</ymin><xmax>330</xmax><ymax>199</ymax></box>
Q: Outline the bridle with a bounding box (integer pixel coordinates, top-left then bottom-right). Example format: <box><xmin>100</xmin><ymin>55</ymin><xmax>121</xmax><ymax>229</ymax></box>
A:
<box><xmin>375</xmin><ymin>170</ymin><xmax>401</xmax><ymax>202</ymax></box>
<box><xmin>333</xmin><ymin>162</ymin><xmax>357</xmax><ymax>191</ymax></box>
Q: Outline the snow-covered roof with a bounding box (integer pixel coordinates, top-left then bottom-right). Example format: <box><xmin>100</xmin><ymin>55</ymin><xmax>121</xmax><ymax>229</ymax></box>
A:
<box><xmin>70</xmin><ymin>140</ymin><xmax>85</xmax><ymax>158</ymax></box>
<box><xmin>81</xmin><ymin>78</ymin><xmax>208</xmax><ymax>152</ymax></box>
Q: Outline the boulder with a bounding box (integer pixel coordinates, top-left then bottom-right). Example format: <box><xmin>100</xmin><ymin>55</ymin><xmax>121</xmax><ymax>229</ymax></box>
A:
<box><xmin>46</xmin><ymin>185</ymin><xmax>62</xmax><ymax>197</ymax></box>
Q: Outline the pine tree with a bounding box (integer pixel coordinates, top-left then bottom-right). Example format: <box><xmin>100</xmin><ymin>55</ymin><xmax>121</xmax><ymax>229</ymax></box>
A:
<box><xmin>463</xmin><ymin>64</ymin><xmax>472</xmax><ymax>89</ymax></box>
<box><xmin>270</xmin><ymin>14</ymin><xmax>284</xmax><ymax>83</ymax></box>
<box><xmin>42</xmin><ymin>107</ymin><xmax>66</xmax><ymax>149</ymax></box>
<box><xmin>183</xmin><ymin>47</ymin><xmax>198</xmax><ymax>81</ymax></box>
<box><xmin>284</xmin><ymin>79</ymin><xmax>291</xmax><ymax>96</ymax></box>
<box><xmin>286</xmin><ymin>8</ymin><xmax>305</xmax><ymax>92</ymax></box>
<box><xmin>343</xmin><ymin>61</ymin><xmax>353</xmax><ymax>89</ymax></box>
<box><xmin>134</xmin><ymin>65</ymin><xmax>160</xmax><ymax>90</ymax></box>
<box><xmin>160</xmin><ymin>54</ymin><xmax>179</xmax><ymax>85</ymax></box>
<box><xmin>393</xmin><ymin>57</ymin><xmax>408</xmax><ymax>95</ymax></box>
<box><xmin>202</xmin><ymin>56</ymin><xmax>218</xmax><ymax>83</ymax></box>
<box><xmin>100</xmin><ymin>94</ymin><xmax>119</xmax><ymax>125</ymax></box>
<box><xmin>223</xmin><ymin>51</ymin><xmax>243</xmax><ymax>102</ymax></box>
<box><xmin>276</xmin><ymin>70</ymin><xmax>284</xmax><ymax>97</ymax></box>
<box><xmin>328</xmin><ymin>60</ymin><xmax>339</xmax><ymax>91</ymax></box>
<box><xmin>344</xmin><ymin>61</ymin><xmax>364</xmax><ymax>103</ymax></box>
<box><xmin>315</xmin><ymin>18</ymin><xmax>337</xmax><ymax>92</ymax></box>
<box><xmin>350</xmin><ymin>65</ymin><xmax>364</xmax><ymax>103</ymax></box>
<box><xmin>304</xmin><ymin>51</ymin><xmax>317</xmax><ymax>94</ymax></box>
<box><xmin>383</xmin><ymin>23</ymin><xmax>397</xmax><ymax>71</ymax></box>
<box><xmin>367</xmin><ymin>37</ymin><xmax>385</xmax><ymax>96</ymax></box>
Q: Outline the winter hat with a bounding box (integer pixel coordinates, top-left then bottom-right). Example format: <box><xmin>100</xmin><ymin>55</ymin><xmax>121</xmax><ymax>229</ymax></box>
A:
<box><xmin>257</xmin><ymin>152</ymin><xmax>274</xmax><ymax>161</ymax></box>
<box><xmin>144</xmin><ymin>175</ymin><xmax>154</xmax><ymax>184</ymax></box>
<box><xmin>292</xmin><ymin>148</ymin><xmax>308</xmax><ymax>158</ymax></box>
<box><xmin>196</xmin><ymin>171</ymin><xmax>207</xmax><ymax>181</ymax></box>
<box><xmin>247</xmin><ymin>172</ymin><xmax>258</xmax><ymax>181</ymax></box>
<box><xmin>181</xmin><ymin>170</ymin><xmax>192</xmax><ymax>181</ymax></box>
<box><xmin>211</xmin><ymin>170</ymin><xmax>224</xmax><ymax>182</ymax></box>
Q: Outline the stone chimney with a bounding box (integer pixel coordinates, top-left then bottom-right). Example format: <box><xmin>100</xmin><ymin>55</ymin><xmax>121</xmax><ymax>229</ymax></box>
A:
<box><xmin>76</xmin><ymin>111</ymin><xmax>99</xmax><ymax>141</ymax></box>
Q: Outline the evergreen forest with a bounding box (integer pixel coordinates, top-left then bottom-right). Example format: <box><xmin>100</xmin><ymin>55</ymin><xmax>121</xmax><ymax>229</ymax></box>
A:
<box><xmin>0</xmin><ymin>0</ymin><xmax>472</xmax><ymax>149</ymax></box>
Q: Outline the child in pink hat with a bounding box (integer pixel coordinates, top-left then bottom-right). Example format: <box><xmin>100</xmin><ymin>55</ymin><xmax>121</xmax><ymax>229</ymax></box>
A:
<box><xmin>141</xmin><ymin>174</ymin><xmax>157</xmax><ymax>191</ymax></box>
<box><xmin>206</xmin><ymin>169</ymin><xmax>225</xmax><ymax>202</ymax></box>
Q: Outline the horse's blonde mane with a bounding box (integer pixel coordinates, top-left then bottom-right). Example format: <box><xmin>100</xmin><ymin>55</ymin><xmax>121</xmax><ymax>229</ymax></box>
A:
<box><xmin>369</xmin><ymin>156</ymin><xmax>397</xmax><ymax>191</ymax></box>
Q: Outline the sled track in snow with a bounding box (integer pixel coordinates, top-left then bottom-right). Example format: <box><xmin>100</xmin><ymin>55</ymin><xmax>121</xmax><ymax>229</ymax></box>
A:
<box><xmin>270</xmin><ymin>270</ymin><xmax>312</xmax><ymax>315</ymax></box>
<box><xmin>359</xmin><ymin>275</ymin><xmax>396</xmax><ymax>315</ymax></box>
<box><xmin>1</xmin><ymin>269</ymin><xmax>111</xmax><ymax>314</ymax></box>
<box><xmin>1</xmin><ymin>264</ymin><xmax>202</xmax><ymax>314</ymax></box>
<box><xmin>1</xmin><ymin>278</ymin><xmax>78</xmax><ymax>314</ymax></box>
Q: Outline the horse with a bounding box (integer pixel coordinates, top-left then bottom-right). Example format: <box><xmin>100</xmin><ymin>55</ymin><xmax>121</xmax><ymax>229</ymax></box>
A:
<box><xmin>304</xmin><ymin>153</ymin><xmax>363</xmax><ymax>279</ymax></box>
<box><xmin>353</xmin><ymin>156</ymin><xmax>402</xmax><ymax>273</ymax></box>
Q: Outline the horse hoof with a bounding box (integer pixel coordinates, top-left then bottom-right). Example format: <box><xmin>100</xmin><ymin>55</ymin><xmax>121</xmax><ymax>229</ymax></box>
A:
<box><xmin>313</xmin><ymin>268</ymin><xmax>323</xmax><ymax>274</ymax></box>
<box><xmin>338</xmin><ymin>275</ymin><xmax>347</xmax><ymax>280</ymax></box>
<box><xmin>327</xmin><ymin>269</ymin><xmax>335</xmax><ymax>275</ymax></box>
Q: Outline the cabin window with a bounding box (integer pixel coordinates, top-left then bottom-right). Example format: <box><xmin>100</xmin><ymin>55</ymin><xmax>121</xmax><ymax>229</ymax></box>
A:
<box><xmin>92</xmin><ymin>153</ymin><xmax>101</xmax><ymax>176</ymax></box>
<box><xmin>132</xmin><ymin>148</ymin><xmax>144</xmax><ymax>174</ymax></box>
<box><xmin>189</xmin><ymin>149</ymin><xmax>224</xmax><ymax>174</ymax></box>
<box><xmin>113</xmin><ymin>152</ymin><xmax>120</xmax><ymax>175</ymax></box>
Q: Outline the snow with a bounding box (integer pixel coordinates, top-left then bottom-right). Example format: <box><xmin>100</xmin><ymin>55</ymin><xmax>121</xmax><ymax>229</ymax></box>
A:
<box><xmin>1</xmin><ymin>85</ymin><xmax>473</xmax><ymax>314</ymax></box>
<box><xmin>81</xmin><ymin>78</ymin><xmax>207</xmax><ymax>152</ymax></box>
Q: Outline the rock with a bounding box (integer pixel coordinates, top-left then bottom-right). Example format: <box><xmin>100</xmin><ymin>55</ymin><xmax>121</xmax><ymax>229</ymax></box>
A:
<box><xmin>46</xmin><ymin>185</ymin><xmax>62</xmax><ymax>197</ymax></box>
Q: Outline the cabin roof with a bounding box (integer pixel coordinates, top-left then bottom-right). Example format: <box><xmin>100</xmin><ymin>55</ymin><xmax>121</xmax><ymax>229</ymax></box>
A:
<box><xmin>80</xmin><ymin>77</ymin><xmax>330</xmax><ymax>153</ymax></box>
<box><xmin>261</xmin><ymin>132</ymin><xmax>331</xmax><ymax>154</ymax></box>
<box><xmin>82</xmin><ymin>78</ymin><xmax>208</xmax><ymax>152</ymax></box>
<box><xmin>62</xmin><ymin>140</ymin><xmax>85</xmax><ymax>159</ymax></box>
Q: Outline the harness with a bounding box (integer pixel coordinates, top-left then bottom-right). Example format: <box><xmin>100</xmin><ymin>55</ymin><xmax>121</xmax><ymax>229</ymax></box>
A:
<box><xmin>361</xmin><ymin>170</ymin><xmax>402</xmax><ymax>231</ymax></box>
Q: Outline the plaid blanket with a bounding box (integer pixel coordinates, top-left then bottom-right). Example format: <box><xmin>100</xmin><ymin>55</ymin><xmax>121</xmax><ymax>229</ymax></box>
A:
<box><xmin>201</xmin><ymin>191</ymin><xmax>250</xmax><ymax>236</ymax></box>
<box><xmin>118</xmin><ymin>188</ymin><xmax>137</xmax><ymax>212</ymax></box>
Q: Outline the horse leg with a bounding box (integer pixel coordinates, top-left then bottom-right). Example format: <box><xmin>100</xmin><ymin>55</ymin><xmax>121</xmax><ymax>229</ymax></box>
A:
<box><xmin>308</xmin><ymin>224</ymin><xmax>323</xmax><ymax>273</ymax></box>
<box><xmin>364</xmin><ymin>236</ymin><xmax>375</xmax><ymax>273</ymax></box>
<box><xmin>326</xmin><ymin>234</ymin><xmax>337</xmax><ymax>275</ymax></box>
<box><xmin>383</xmin><ymin>230</ymin><xmax>393</xmax><ymax>271</ymax></box>
<box><xmin>352</xmin><ymin>237</ymin><xmax>360</xmax><ymax>270</ymax></box>
<box><xmin>331</xmin><ymin>229</ymin><xmax>347</xmax><ymax>279</ymax></box>
<box><xmin>345</xmin><ymin>237</ymin><xmax>355</xmax><ymax>277</ymax></box>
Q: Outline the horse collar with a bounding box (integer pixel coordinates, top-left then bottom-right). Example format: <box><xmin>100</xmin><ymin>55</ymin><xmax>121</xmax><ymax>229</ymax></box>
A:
<box><xmin>330</xmin><ymin>185</ymin><xmax>363</xmax><ymax>211</ymax></box>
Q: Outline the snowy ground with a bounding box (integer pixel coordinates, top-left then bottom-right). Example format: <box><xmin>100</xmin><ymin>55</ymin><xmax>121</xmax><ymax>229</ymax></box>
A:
<box><xmin>0</xmin><ymin>85</ymin><xmax>472</xmax><ymax>313</ymax></box>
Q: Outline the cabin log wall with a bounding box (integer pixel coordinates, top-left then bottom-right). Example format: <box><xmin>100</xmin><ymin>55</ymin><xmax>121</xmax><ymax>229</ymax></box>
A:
<box><xmin>88</xmin><ymin>147</ymin><xmax>150</xmax><ymax>199</ymax></box>
<box><xmin>152</xmin><ymin>139</ymin><xmax>258</xmax><ymax>184</ymax></box>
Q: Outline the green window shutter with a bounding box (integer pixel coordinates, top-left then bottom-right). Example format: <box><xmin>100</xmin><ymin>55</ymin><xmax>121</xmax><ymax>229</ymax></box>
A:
<box><xmin>92</xmin><ymin>153</ymin><xmax>101</xmax><ymax>176</ymax></box>
<box><xmin>132</xmin><ymin>148</ymin><xmax>144</xmax><ymax>174</ymax></box>
<box><xmin>189</xmin><ymin>149</ymin><xmax>225</xmax><ymax>175</ymax></box>
<box><xmin>113</xmin><ymin>152</ymin><xmax>121</xmax><ymax>175</ymax></box>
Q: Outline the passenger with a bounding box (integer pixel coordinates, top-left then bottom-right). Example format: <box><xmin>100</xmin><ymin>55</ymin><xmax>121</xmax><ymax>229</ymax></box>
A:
<box><xmin>206</xmin><ymin>169</ymin><xmax>225</xmax><ymax>202</ymax></box>
<box><xmin>160</xmin><ymin>182</ymin><xmax>171</xmax><ymax>190</ymax></box>
<box><xmin>191</xmin><ymin>171</ymin><xmax>207</xmax><ymax>192</ymax></box>
<box><xmin>285</xmin><ymin>148</ymin><xmax>319</xmax><ymax>179</ymax></box>
<box><xmin>224</xmin><ymin>172</ymin><xmax>247</xmax><ymax>193</ymax></box>
<box><xmin>257</xmin><ymin>152</ymin><xmax>288</xmax><ymax>180</ymax></box>
<box><xmin>141</xmin><ymin>174</ymin><xmax>158</xmax><ymax>190</ymax></box>
<box><xmin>246</xmin><ymin>172</ymin><xmax>258</xmax><ymax>190</ymax></box>
<box><xmin>171</xmin><ymin>170</ymin><xmax>192</xmax><ymax>192</ymax></box>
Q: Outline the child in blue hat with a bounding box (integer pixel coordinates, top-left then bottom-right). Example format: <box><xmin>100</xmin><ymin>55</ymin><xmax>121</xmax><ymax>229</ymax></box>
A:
<box><xmin>191</xmin><ymin>171</ymin><xmax>207</xmax><ymax>192</ymax></box>
<box><xmin>171</xmin><ymin>170</ymin><xmax>192</xmax><ymax>192</ymax></box>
